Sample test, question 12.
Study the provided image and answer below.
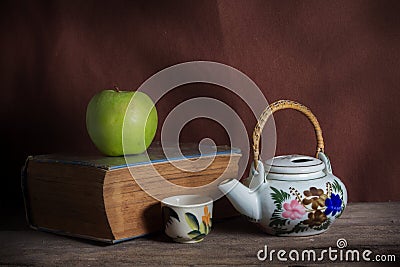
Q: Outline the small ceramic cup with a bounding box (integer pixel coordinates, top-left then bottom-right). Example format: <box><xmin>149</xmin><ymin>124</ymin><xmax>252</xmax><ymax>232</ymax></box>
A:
<box><xmin>161</xmin><ymin>195</ymin><xmax>213</xmax><ymax>243</ymax></box>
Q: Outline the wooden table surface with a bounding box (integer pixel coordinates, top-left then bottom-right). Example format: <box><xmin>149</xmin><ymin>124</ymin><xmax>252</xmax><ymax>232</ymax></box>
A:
<box><xmin>1</xmin><ymin>202</ymin><xmax>399</xmax><ymax>266</ymax></box>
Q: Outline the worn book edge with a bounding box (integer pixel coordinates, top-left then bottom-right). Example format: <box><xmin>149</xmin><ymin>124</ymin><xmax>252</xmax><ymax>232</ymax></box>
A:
<box><xmin>31</xmin><ymin>145</ymin><xmax>241</xmax><ymax>170</ymax></box>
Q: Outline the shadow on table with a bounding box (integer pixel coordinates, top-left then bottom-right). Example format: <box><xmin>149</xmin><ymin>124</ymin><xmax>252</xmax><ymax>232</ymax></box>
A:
<box><xmin>146</xmin><ymin>215</ymin><xmax>261</xmax><ymax>243</ymax></box>
<box><xmin>212</xmin><ymin>216</ymin><xmax>261</xmax><ymax>235</ymax></box>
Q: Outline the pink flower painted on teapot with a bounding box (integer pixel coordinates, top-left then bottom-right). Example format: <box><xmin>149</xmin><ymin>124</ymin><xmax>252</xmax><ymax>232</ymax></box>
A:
<box><xmin>282</xmin><ymin>200</ymin><xmax>306</xmax><ymax>220</ymax></box>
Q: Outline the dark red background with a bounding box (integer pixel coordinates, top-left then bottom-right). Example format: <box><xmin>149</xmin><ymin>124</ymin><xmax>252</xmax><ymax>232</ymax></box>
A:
<box><xmin>1</xmin><ymin>0</ymin><xmax>400</xmax><ymax>214</ymax></box>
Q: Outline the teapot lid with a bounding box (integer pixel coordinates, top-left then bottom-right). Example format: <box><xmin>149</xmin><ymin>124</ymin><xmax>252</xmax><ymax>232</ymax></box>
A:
<box><xmin>264</xmin><ymin>154</ymin><xmax>324</xmax><ymax>174</ymax></box>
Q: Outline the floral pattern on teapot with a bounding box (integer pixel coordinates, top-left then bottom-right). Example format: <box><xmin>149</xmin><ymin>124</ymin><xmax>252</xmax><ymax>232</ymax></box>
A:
<box><xmin>218</xmin><ymin>100</ymin><xmax>349</xmax><ymax>237</ymax></box>
<box><xmin>268</xmin><ymin>180</ymin><xmax>345</xmax><ymax>235</ymax></box>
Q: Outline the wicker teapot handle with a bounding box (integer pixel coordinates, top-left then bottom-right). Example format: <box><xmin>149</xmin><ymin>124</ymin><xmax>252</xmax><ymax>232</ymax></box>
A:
<box><xmin>252</xmin><ymin>100</ymin><xmax>324</xmax><ymax>169</ymax></box>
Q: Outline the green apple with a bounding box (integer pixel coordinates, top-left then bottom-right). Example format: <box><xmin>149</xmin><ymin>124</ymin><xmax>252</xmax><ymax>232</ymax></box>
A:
<box><xmin>86</xmin><ymin>88</ymin><xmax>158</xmax><ymax>156</ymax></box>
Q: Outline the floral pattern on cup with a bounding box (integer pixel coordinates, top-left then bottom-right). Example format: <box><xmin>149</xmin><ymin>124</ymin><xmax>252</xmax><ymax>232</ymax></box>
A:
<box><xmin>185</xmin><ymin>206</ymin><xmax>212</xmax><ymax>242</ymax></box>
<box><xmin>161</xmin><ymin>195</ymin><xmax>213</xmax><ymax>243</ymax></box>
<box><xmin>269</xmin><ymin>180</ymin><xmax>345</xmax><ymax>235</ymax></box>
<box><xmin>162</xmin><ymin>206</ymin><xmax>180</xmax><ymax>226</ymax></box>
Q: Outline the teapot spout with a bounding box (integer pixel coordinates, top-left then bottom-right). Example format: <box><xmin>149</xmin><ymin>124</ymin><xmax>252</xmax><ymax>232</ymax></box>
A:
<box><xmin>218</xmin><ymin>179</ymin><xmax>261</xmax><ymax>221</ymax></box>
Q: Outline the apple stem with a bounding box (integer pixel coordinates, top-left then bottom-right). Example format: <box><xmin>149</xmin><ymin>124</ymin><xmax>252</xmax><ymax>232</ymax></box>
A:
<box><xmin>114</xmin><ymin>85</ymin><xmax>120</xmax><ymax>92</ymax></box>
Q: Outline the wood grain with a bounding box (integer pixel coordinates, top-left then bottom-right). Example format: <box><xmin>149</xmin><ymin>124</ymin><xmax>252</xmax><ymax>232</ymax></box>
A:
<box><xmin>1</xmin><ymin>202</ymin><xmax>399</xmax><ymax>266</ymax></box>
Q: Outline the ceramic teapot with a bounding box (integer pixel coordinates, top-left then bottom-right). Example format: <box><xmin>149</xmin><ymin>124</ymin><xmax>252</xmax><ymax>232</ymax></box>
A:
<box><xmin>218</xmin><ymin>100</ymin><xmax>347</xmax><ymax>236</ymax></box>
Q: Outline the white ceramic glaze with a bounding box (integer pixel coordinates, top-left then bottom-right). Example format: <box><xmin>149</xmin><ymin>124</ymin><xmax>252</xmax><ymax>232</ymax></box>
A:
<box><xmin>218</xmin><ymin>152</ymin><xmax>347</xmax><ymax>236</ymax></box>
<box><xmin>161</xmin><ymin>195</ymin><xmax>213</xmax><ymax>243</ymax></box>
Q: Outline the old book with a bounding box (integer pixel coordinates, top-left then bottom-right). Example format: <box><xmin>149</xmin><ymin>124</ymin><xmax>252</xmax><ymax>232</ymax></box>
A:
<box><xmin>22</xmin><ymin>144</ymin><xmax>241</xmax><ymax>243</ymax></box>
